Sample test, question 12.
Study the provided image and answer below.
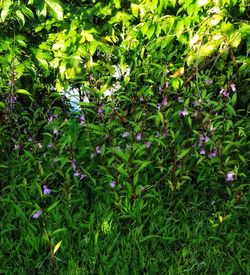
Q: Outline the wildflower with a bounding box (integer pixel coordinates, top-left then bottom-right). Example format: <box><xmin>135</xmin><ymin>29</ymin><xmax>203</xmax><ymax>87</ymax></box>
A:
<box><xmin>122</xmin><ymin>131</ymin><xmax>129</xmax><ymax>138</ymax></box>
<box><xmin>179</xmin><ymin>109</ymin><xmax>188</xmax><ymax>117</ymax></box>
<box><xmin>72</xmin><ymin>159</ymin><xmax>77</xmax><ymax>171</ymax></box>
<box><xmin>28</xmin><ymin>137</ymin><xmax>33</xmax><ymax>142</ymax></box>
<box><xmin>157</xmin><ymin>103</ymin><xmax>162</xmax><ymax>110</ymax></box>
<box><xmin>146</xmin><ymin>141</ymin><xmax>151</xmax><ymax>149</ymax></box>
<box><xmin>47</xmin><ymin>143</ymin><xmax>53</xmax><ymax>148</ymax></box>
<box><xmin>33</xmin><ymin>210</ymin><xmax>42</xmax><ymax>219</ymax></box>
<box><xmin>165</xmin><ymin>81</ymin><xmax>169</xmax><ymax>88</ymax></box>
<box><xmin>110</xmin><ymin>181</ymin><xmax>116</xmax><ymax>188</ymax></box>
<box><xmin>7</xmin><ymin>93</ymin><xmax>17</xmax><ymax>110</ymax></box>
<box><xmin>80</xmin><ymin>114</ymin><xmax>86</xmax><ymax>125</ymax></box>
<box><xmin>205</xmin><ymin>136</ymin><xmax>209</xmax><ymax>143</ymax></box>
<box><xmin>74</xmin><ymin>170</ymin><xmax>80</xmax><ymax>177</ymax></box>
<box><xmin>178</xmin><ymin>97</ymin><xmax>184</xmax><ymax>102</ymax></box>
<box><xmin>98</xmin><ymin>107</ymin><xmax>103</xmax><ymax>114</ymax></box>
<box><xmin>96</xmin><ymin>146</ymin><xmax>101</xmax><ymax>154</ymax></box>
<box><xmin>136</xmin><ymin>133</ymin><xmax>142</xmax><ymax>141</ymax></box>
<box><xmin>53</xmin><ymin>129</ymin><xmax>59</xmax><ymax>136</ymax></box>
<box><xmin>43</xmin><ymin>185</ymin><xmax>51</xmax><ymax>195</ymax></box>
<box><xmin>140</xmin><ymin>185</ymin><xmax>146</xmax><ymax>192</ymax></box>
<box><xmin>210</xmin><ymin>125</ymin><xmax>215</xmax><ymax>133</ymax></box>
<box><xmin>48</xmin><ymin>114</ymin><xmax>58</xmax><ymax>123</ymax></box>
<box><xmin>80</xmin><ymin>173</ymin><xmax>86</xmax><ymax>180</ymax></box>
<box><xmin>158</xmin><ymin>85</ymin><xmax>163</xmax><ymax>92</ymax></box>
<box><xmin>226</xmin><ymin>172</ymin><xmax>235</xmax><ymax>182</ymax></box>
<box><xmin>162</xmin><ymin>97</ymin><xmax>168</xmax><ymax>106</ymax></box>
<box><xmin>194</xmin><ymin>111</ymin><xmax>199</xmax><ymax>118</ymax></box>
<box><xmin>200</xmin><ymin>148</ymin><xmax>206</xmax><ymax>155</ymax></box>
<box><xmin>220</xmin><ymin>89</ymin><xmax>229</xmax><ymax>97</ymax></box>
<box><xmin>90</xmin><ymin>153</ymin><xmax>96</xmax><ymax>159</ymax></box>
<box><xmin>209</xmin><ymin>149</ymin><xmax>217</xmax><ymax>158</ymax></box>
<box><xmin>230</xmin><ymin>83</ymin><xmax>236</xmax><ymax>92</ymax></box>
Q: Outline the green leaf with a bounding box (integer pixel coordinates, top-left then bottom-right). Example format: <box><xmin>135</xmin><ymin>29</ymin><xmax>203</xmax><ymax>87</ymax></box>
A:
<box><xmin>131</xmin><ymin>4</ymin><xmax>139</xmax><ymax>17</ymax></box>
<box><xmin>177</xmin><ymin>148</ymin><xmax>190</xmax><ymax>161</ymax></box>
<box><xmin>53</xmin><ymin>240</ymin><xmax>62</xmax><ymax>254</ymax></box>
<box><xmin>47</xmin><ymin>201</ymin><xmax>60</xmax><ymax>213</ymax></box>
<box><xmin>135</xmin><ymin>160</ymin><xmax>152</xmax><ymax>174</ymax></box>
<box><xmin>0</xmin><ymin>102</ymin><xmax>6</xmax><ymax>109</ymax></box>
<box><xmin>16</xmin><ymin>10</ymin><xmax>25</xmax><ymax>27</ymax></box>
<box><xmin>45</xmin><ymin>0</ymin><xmax>63</xmax><ymax>20</ymax></box>
<box><xmin>1</xmin><ymin>0</ymin><xmax>13</xmax><ymax>22</ymax></box>
<box><xmin>16</xmin><ymin>89</ymin><xmax>32</xmax><ymax>97</ymax></box>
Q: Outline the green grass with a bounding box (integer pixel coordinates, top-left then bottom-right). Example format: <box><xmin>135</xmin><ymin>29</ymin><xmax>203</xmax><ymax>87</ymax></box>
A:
<box><xmin>1</xmin><ymin>181</ymin><xmax>249</xmax><ymax>275</ymax></box>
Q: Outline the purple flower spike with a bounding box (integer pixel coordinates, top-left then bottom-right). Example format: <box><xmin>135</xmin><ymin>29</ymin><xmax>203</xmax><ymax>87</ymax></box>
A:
<box><xmin>33</xmin><ymin>210</ymin><xmax>42</xmax><ymax>219</ymax></box>
<box><xmin>136</xmin><ymin>133</ymin><xmax>142</xmax><ymax>141</ymax></box>
<box><xmin>146</xmin><ymin>141</ymin><xmax>151</xmax><ymax>149</ymax></box>
<box><xmin>43</xmin><ymin>185</ymin><xmax>51</xmax><ymax>195</ymax></box>
<box><xmin>74</xmin><ymin>170</ymin><xmax>80</xmax><ymax>177</ymax></box>
<box><xmin>96</xmin><ymin>146</ymin><xmax>101</xmax><ymax>154</ymax></box>
<box><xmin>226</xmin><ymin>172</ymin><xmax>235</xmax><ymax>182</ymax></box>
<box><xmin>110</xmin><ymin>181</ymin><xmax>116</xmax><ymax>188</ymax></box>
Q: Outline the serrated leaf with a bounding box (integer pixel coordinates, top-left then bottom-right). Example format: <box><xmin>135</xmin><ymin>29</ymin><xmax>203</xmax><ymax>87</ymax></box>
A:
<box><xmin>53</xmin><ymin>240</ymin><xmax>62</xmax><ymax>254</ymax></box>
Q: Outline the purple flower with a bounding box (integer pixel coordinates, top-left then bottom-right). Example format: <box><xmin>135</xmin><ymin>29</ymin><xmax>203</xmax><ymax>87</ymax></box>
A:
<box><xmin>157</xmin><ymin>103</ymin><xmax>162</xmax><ymax>110</ymax></box>
<box><xmin>122</xmin><ymin>131</ymin><xmax>129</xmax><ymax>138</ymax></box>
<box><xmin>48</xmin><ymin>114</ymin><xmax>58</xmax><ymax>123</ymax></box>
<box><xmin>33</xmin><ymin>210</ymin><xmax>42</xmax><ymax>219</ymax></box>
<box><xmin>162</xmin><ymin>97</ymin><xmax>168</xmax><ymax>106</ymax></box>
<box><xmin>200</xmin><ymin>149</ymin><xmax>206</xmax><ymax>155</ymax></box>
<box><xmin>205</xmin><ymin>136</ymin><xmax>209</xmax><ymax>143</ymax></box>
<box><xmin>178</xmin><ymin>97</ymin><xmax>184</xmax><ymax>103</ymax></box>
<box><xmin>209</xmin><ymin>149</ymin><xmax>217</xmax><ymax>158</ymax></box>
<box><xmin>158</xmin><ymin>85</ymin><xmax>163</xmax><ymax>92</ymax></box>
<box><xmin>146</xmin><ymin>141</ymin><xmax>151</xmax><ymax>149</ymax></box>
<box><xmin>179</xmin><ymin>109</ymin><xmax>188</xmax><ymax>117</ymax></box>
<box><xmin>53</xmin><ymin>129</ymin><xmax>59</xmax><ymax>136</ymax></box>
<box><xmin>226</xmin><ymin>172</ymin><xmax>235</xmax><ymax>182</ymax></box>
<box><xmin>37</xmin><ymin>143</ymin><xmax>43</xmax><ymax>149</ymax></box>
<box><xmin>136</xmin><ymin>133</ymin><xmax>142</xmax><ymax>141</ymax></box>
<box><xmin>98</xmin><ymin>107</ymin><xmax>103</xmax><ymax>114</ymax></box>
<box><xmin>43</xmin><ymin>185</ymin><xmax>51</xmax><ymax>195</ymax></box>
<box><xmin>210</xmin><ymin>125</ymin><xmax>215</xmax><ymax>133</ymax></box>
<box><xmin>220</xmin><ymin>89</ymin><xmax>229</xmax><ymax>97</ymax></box>
<box><xmin>165</xmin><ymin>81</ymin><xmax>169</xmax><ymax>88</ymax></box>
<box><xmin>72</xmin><ymin>159</ymin><xmax>77</xmax><ymax>171</ymax></box>
<box><xmin>74</xmin><ymin>170</ymin><xmax>80</xmax><ymax>177</ymax></box>
<box><xmin>110</xmin><ymin>181</ymin><xmax>116</xmax><ymax>188</ymax></box>
<box><xmin>231</xmin><ymin>83</ymin><xmax>236</xmax><ymax>92</ymax></box>
<box><xmin>96</xmin><ymin>146</ymin><xmax>101</xmax><ymax>154</ymax></box>
<box><xmin>47</xmin><ymin>143</ymin><xmax>53</xmax><ymax>148</ymax></box>
<box><xmin>80</xmin><ymin>114</ymin><xmax>86</xmax><ymax>125</ymax></box>
<box><xmin>80</xmin><ymin>173</ymin><xmax>86</xmax><ymax>180</ymax></box>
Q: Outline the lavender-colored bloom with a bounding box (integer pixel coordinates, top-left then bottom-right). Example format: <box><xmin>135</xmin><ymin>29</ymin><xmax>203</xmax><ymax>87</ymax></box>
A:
<box><xmin>43</xmin><ymin>185</ymin><xmax>51</xmax><ymax>195</ymax></box>
<box><xmin>28</xmin><ymin>137</ymin><xmax>33</xmax><ymax>142</ymax></box>
<box><xmin>136</xmin><ymin>133</ymin><xmax>142</xmax><ymax>141</ymax></box>
<box><xmin>47</xmin><ymin>143</ymin><xmax>53</xmax><ymax>148</ymax></box>
<box><xmin>231</xmin><ymin>83</ymin><xmax>236</xmax><ymax>92</ymax></box>
<box><xmin>48</xmin><ymin>114</ymin><xmax>58</xmax><ymax>123</ymax></box>
<box><xmin>72</xmin><ymin>159</ymin><xmax>77</xmax><ymax>171</ymax></box>
<box><xmin>33</xmin><ymin>210</ymin><xmax>42</xmax><ymax>219</ymax></box>
<box><xmin>146</xmin><ymin>141</ymin><xmax>151</xmax><ymax>149</ymax></box>
<box><xmin>209</xmin><ymin>149</ymin><xmax>217</xmax><ymax>158</ymax></box>
<box><xmin>98</xmin><ymin>107</ymin><xmax>103</xmax><ymax>114</ymax></box>
<box><xmin>110</xmin><ymin>181</ymin><xmax>116</xmax><ymax>188</ymax></box>
<box><xmin>179</xmin><ymin>109</ymin><xmax>188</xmax><ymax>117</ymax></box>
<box><xmin>7</xmin><ymin>94</ymin><xmax>17</xmax><ymax>110</ymax></box>
<box><xmin>210</xmin><ymin>125</ymin><xmax>215</xmax><ymax>133</ymax></box>
<box><xmin>226</xmin><ymin>172</ymin><xmax>235</xmax><ymax>182</ymax></box>
<box><xmin>74</xmin><ymin>170</ymin><xmax>80</xmax><ymax>177</ymax></box>
<box><xmin>80</xmin><ymin>114</ymin><xmax>86</xmax><ymax>125</ymax></box>
<box><xmin>205</xmin><ymin>136</ymin><xmax>209</xmax><ymax>143</ymax></box>
<box><xmin>220</xmin><ymin>89</ymin><xmax>229</xmax><ymax>97</ymax></box>
<box><xmin>96</xmin><ymin>146</ymin><xmax>101</xmax><ymax>154</ymax></box>
<box><xmin>122</xmin><ymin>131</ymin><xmax>129</xmax><ymax>138</ymax></box>
<box><xmin>53</xmin><ymin>129</ymin><xmax>59</xmax><ymax>136</ymax></box>
<box><xmin>158</xmin><ymin>85</ymin><xmax>163</xmax><ymax>92</ymax></box>
<box><xmin>157</xmin><ymin>103</ymin><xmax>162</xmax><ymax>110</ymax></box>
<box><xmin>162</xmin><ymin>97</ymin><xmax>168</xmax><ymax>106</ymax></box>
<box><xmin>200</xmin><ymin>148</ymin><xmax>206</xmax><ymax>155</ymax></box>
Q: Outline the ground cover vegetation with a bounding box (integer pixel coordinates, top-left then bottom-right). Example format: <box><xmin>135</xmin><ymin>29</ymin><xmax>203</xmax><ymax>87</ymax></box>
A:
<box><xmin>0</xmin><ymin>0</ymin><xmax>249</xmax><ymax>274</ymax></box>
